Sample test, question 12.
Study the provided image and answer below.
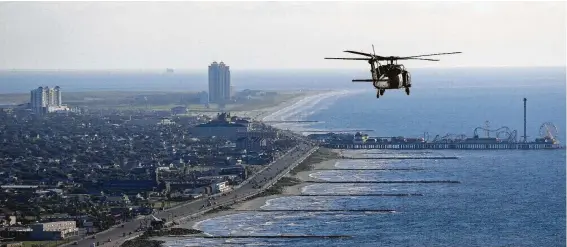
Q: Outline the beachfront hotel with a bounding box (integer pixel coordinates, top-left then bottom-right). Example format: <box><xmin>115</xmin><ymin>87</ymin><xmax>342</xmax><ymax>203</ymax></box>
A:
<box><xmin>208</xmin><ymin>61</ymin><xmax>231</xmax><ymax>103</ymax></box>
<box><xmin>30</xmin><ymin>86</ymin><xmax>68</xmax><ymax>114</ymax></box>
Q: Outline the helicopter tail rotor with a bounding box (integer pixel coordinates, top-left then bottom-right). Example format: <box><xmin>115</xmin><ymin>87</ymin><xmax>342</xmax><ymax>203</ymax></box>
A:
<box><xmin>372</xmin><ymin>44</ymin><xmax>376</xmax><ymax>58</ymax></box>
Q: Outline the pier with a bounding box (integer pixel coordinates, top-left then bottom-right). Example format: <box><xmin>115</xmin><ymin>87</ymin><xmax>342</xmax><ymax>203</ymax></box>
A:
<box><xmin>323</xmin><ymin>143</ymin><xmax>563</xmax><ymax>150</ymax></box>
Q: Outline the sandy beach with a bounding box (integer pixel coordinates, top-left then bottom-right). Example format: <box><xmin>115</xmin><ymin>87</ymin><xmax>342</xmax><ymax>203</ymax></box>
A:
<box><xmin>231</xmin><ymin>89</ymin><xmax>357</xmax><ymax>121</ymax></box>
<box><xmin>177</xmin><ymin>152</ymin><xmax>342</xmax><ymax>231</ymax></box>
<box><xmin>158</xmin><ymin>89</ymin><xmax>356</xmax><ymax>239</ymax></box>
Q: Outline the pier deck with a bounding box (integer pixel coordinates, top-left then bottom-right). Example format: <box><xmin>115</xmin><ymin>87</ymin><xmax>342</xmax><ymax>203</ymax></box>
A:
<box><xmin>324</xmin><ymin>143</ymin><xmax>563</xmax><ymax>150</ymax></box>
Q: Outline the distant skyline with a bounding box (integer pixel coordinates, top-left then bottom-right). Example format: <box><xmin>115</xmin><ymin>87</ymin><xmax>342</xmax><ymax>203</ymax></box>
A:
<box><xmin>0</xmin><ymin>1</ymin><xmax>565</xmax><ymax>70</ymax></box>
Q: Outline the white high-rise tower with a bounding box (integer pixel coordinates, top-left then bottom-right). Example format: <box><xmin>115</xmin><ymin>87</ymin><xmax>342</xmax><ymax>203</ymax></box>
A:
<box><xmin>208</xmin><ymin>61</ymin><xmax>231</xmax><ymax>103</ymax></box>
<box><xmin>30</xmin><ymin>86</ymin><xmax>64</xmax><ymax>114</ymax></box>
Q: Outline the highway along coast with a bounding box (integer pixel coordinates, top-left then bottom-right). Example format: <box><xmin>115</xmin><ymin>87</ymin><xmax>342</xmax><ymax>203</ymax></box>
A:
<box><xmin>75</xmin><ymin>140</ymin><xmax>322</xmax><ymax>247</ymax></box>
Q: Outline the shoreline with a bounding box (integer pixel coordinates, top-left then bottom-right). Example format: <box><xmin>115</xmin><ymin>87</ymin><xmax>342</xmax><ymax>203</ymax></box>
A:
<box><xmin>232</xmin><ymin>89</ymin><xmax>355</xmax><ymax>121</ymax></box>
<box><xmin>119</xmin><ymin>90</ymin><xmax>352</xmax><ymax>247</ymax></box>
<box><xmin>173</xmin><ymin>149</ymin><xmax>342</xmax><ymax>234</ymax></box>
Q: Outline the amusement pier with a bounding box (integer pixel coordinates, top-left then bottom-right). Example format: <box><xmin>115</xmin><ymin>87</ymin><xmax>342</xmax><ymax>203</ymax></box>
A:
<box><xmin>306</xmin><ymin>98</ymin><xmax>563</xmax><ymax>150</ymax></box>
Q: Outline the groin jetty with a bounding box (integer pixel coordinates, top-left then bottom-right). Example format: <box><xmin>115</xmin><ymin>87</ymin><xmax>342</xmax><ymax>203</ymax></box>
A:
<box><xmin>296</xmin><ymin>193</ymin><xmax>424</xmax><ymax>197</ymax></box>
<box><xmin>340</xmin><ymin>156</ymin><xmax>458</xmax><ymax>160</ymax></box>
<box><xmin>235</xmin><ymin>209</ymin><xmax>396</xmax><ymax>213</ymax></box>
<box><xmin>174</xmin><ymin>235</ymin><xmax>353</xmax><ymax>239</ymax></box>
<box><xmin>304</xmin><ymin>180</ymin><xmax>461</xmax><ymax>184</ymax></box>
<box><xmin>315</xmin><ymin>168</ymin><xmax>426</xmax><ymax>171</ymax></box>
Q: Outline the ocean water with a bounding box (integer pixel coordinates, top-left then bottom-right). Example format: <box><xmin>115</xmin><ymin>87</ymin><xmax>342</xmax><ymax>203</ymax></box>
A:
<box><xmin>179</xmin><ymin>150</ymin><xmax>565</xmax><ymax>247</ymax></box>
<box><xmin>2</xmin><ymin>69</ymin><xmax>565</xmax><ymax>246</ymax></box>
<box><xmin>164</xmin><ymin>74</ymin><xmax>565</xmax><ymax>246</ymax></box>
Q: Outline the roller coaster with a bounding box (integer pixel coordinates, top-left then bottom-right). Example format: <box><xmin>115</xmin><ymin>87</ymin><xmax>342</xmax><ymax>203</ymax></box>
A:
<box><xmin>428</xmin><ymin>121</ymin><xmax>560</xmax><ymax>144</ymax></box>
<box><xmin>473</xmin><ymin>126</ymin><xmax>518</xmax><ymax>142</ymax></box>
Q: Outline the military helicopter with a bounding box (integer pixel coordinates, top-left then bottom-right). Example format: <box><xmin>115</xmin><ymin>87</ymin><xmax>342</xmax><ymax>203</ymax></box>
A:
<box><xmin>325</xmin><ymin>46</ymin><xmax>462</xmax><ymax>98</ymax></box>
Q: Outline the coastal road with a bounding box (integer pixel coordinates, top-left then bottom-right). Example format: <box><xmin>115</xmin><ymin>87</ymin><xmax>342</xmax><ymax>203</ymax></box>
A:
<box><xmin>72</xmin><ymin>141</ymin><xmax>315</xmax><ymax>247</ymax></box>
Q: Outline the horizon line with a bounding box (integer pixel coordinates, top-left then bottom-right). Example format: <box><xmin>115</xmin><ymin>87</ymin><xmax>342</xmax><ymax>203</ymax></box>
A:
<box><xmin>0</xmin><ymin>65</ymin><xmax>565</xmax><ymax>73</ymax></box>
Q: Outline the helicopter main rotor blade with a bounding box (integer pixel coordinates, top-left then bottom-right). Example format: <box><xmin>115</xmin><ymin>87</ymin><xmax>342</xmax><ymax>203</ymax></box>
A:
<box><xmin>325</xmin><ymin>57</ymin><xmax>369</xmax><ymax>60</ymax></box>
<box><xmin>399</xmin><ymin>52</ymin><xmax>462</xmax><ymax>59</ymax></box>
<box><xmin>343</xmin><ymin>50</ymin><xmax>374</xmax><ymax>57</ymax></box>
<box><xmin>397</xmin><ymin>57</ymin><xmax>440</xmax><ymax>61</ymax></box>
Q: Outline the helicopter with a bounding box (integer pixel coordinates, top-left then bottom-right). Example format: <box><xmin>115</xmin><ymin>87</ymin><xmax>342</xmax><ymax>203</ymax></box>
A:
<box><xmin>325</xmin><ymin>46</ymin><xmax>462</xmax><ymax>98</ymax></box>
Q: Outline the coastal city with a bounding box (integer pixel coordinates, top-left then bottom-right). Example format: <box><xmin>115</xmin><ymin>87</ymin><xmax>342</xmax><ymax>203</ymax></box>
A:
<box><xmin>0</xmin><ymin>60</ymin><xmax>564</xmax><ymax>247</ymax></box>
<box><xmin>0</xmin><ymin>2</ymin><xmax>564</xmax><ymax>247</ymax></box>
<box><xmin>0</xmin><ymin>62</ymin><xmax>321</xmax><ymax>247</ymax></box>
<box><xmin>0</xmin><ymin>63</ymin><xmax>563</xmax><ymax>247</ymax></box>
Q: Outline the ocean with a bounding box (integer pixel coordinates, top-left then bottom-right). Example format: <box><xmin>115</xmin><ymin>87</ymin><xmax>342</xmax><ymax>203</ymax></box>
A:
<box><xmin>2</xmin><ymin>68</ymin><xmax>565</xmax><ymax>246</ymax></box>
<box><xmin>170</xmin><ymin>69</ymin><xmax>564</xmax><ymax>247</ymax></box>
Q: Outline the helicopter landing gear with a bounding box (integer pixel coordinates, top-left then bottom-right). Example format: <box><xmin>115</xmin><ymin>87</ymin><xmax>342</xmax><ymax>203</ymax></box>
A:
<box><xmin>405</xmin><ymin>87</ymin><xmax>410</xmax><ymax>95</ymax></box>
<box><xmin>376</xmin><ymin>89</ymin><xmax>385</xmax><ymax>98</ymax></box>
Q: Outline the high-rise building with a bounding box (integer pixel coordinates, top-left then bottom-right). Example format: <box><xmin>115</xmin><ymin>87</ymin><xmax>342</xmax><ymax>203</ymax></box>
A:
<box><xmin>30</xmin><ymin>86</ymin><xmax>49</xmax><ymax>113</ymax></box>
<box><xmin>53</xmin><ymin>86</ymin><xmax>62</xmax><ymax>106</ymax></box>
<box><xmin>30</xmin><ymin>86</ymin><xmax>65</xmax><ymax>114</ymax></box>
<box><xmin>208</xmin><ymin>61</ymin><xmax>231</xmax><ymax>103</ymax></box>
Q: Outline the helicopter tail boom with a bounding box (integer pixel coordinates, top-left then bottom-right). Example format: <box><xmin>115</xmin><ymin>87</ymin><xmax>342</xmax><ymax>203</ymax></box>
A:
<box><xmin>352</xmin><ymin>79</ymin><xmax>388</xmax><ymax>82</ymax></box>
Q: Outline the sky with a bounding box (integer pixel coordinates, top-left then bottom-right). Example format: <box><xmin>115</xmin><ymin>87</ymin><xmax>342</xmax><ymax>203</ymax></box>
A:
<box><xmin>0</xmin><ymin>1</ymin><xmax>565</xmax><ymax>70</ymax></box>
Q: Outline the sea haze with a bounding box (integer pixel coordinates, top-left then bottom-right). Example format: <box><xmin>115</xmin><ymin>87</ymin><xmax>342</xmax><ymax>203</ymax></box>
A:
<box><xmin>0</xmin><ymin>67</ymin><xmax>564</xmax><ymax>93</ymax></box>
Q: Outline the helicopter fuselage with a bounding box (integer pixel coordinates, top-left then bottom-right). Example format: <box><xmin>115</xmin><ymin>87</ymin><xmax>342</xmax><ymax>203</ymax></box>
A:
<box><xmin>372</xmin><ymin>64</ymin><xmax>411</xmax><ymax>89</ymax></box>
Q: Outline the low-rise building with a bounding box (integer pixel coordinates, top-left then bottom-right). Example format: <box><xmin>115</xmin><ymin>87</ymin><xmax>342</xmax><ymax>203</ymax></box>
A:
<box><xmin>237</xmin><ymin>130</ymin><xmax>278</xmax><ymax>139</ymax></box>
<box><xmin>190</xmin><ymin>113</ymin><xmax>248</xmax><ymax>140</ymax></box>
<box><xmin>213</xmin><ymin>181</ymin><xmax>231</xmax><ymax>193</ymax></box>
<box><xmin>0</xmin><ymin>227</ymin><xmax>32</xmax><ymax>241</ymax></box>
<box><xmin>236</xmin><ymin>137</ymin><xmax>268</xmax><ymax>152</ymax></box>
<box><xmin>30</xmin><ymin>221</ymin><xmax>78</xmax><ymax>240</ymax></box>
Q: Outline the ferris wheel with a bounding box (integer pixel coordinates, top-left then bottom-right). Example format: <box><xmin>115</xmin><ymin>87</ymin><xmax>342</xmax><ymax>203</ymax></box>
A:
<box><xmin>539</xmin><ymin>122</ymin><xmax>558</xmax><ymax>140</ymax></box>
